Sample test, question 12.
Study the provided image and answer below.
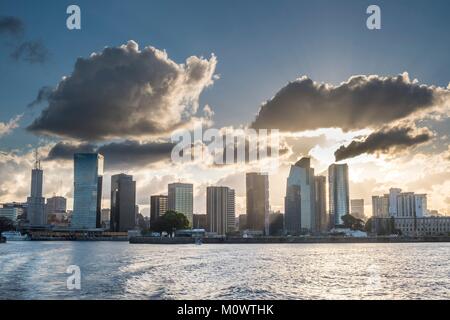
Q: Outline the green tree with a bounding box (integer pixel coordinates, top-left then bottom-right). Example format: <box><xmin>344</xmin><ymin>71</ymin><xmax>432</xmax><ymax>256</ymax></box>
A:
<box><xmin>341</xmin><ymin>214</ymin><xmax>365</xmax><ymax>231</ymax></box>
<box><xmin>0</xmin><ymin>217</ymin><xmax>14</xmax><ymax>233</ymax></box>
<box><xmin>151</xmin><ymin>211</ymin><xmax>190</xmax><ymax>235</ymax></box>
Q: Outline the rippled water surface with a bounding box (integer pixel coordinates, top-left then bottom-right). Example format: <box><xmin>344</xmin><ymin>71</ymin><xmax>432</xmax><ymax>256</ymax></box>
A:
<box><xmin>0</xmin><ymin>241</ymin><xmax>449</xmax><ymax>299</ymax></box>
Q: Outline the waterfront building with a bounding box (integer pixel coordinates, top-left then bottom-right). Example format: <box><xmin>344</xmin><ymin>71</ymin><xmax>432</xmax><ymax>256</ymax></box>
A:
<box><xmin>328</xmin><ymin>163</ymin><xmax>350</xmax><ymax>226</ymax></box>
<box><xmin>206</xmin><ymin>186</ymin><xmax>236</xmax><ymax>235</ymax></box>
<box><xmin>27</xmin><ymin>157</ymin><xmax>46</xmax><ymax>226</ymax></box>
<box><xmin>193</xmin><ymin>214</ymin><xmax>207</xmax><ymax>229</ymax></box>
<box><xmin>71</xmin><ymin>153</ymin><xmax>104</xmax><ymax>229</ymax></box>
<box><xmin>372</xmin><ymin>194</ymin><xmax>389</xmax><ymax>218</ymax></box>
<box><xmin>389</xmin><ymin>188</ymin><xmax>402</xmax><ymax>216</ymax></box>
<box><xmin>373</xmin><ymin>216</ymin><xmax>450</xmax><ymax>237</ymax></box>
<box><xmin>46</xmin><ymin>196</ymin><xmax>66</xmax><ymax>214</ymax></box>
<box><xmin>284</xmin><ymin>158</ymin><xmax>316</xmax><ymax>234</ymax></box>
<box><xmin>168</xmin><ymin>183</ymin><xmax>193</xmax><ymax>226</ymax></box>
<box><xmin>351</xmin><ymin>199</ymin><xmax>365</xmax><ymax>220</ymax></box>
<box><xmin>246</xmin><ymin>172</ymin><xmax>269</xmax><ymax>234</ymax></box>
<box><xmin>0</xmin><ymin>207</ymin><xmax>20</xmax><ymax>222</ymax></box>
<box><xmin>150</xmin><ymin>195</ymin><xmax>168</xmax><ymax>226</ymax></box>
<box><xmin>110</xmin><ymin>174</ymin><xmax>136</xmax><ymax>232</ymax></box>
<box><xmin>315</xmin><ymin>175</ymin><xmax>328</xmax><ymax>232</ymax></box>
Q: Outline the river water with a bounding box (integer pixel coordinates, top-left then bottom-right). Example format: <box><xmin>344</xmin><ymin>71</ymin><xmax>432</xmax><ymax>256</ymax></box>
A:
<box><xmin>0</xmin><ymin>241</ymin><xmax>449</xmax><ymax>299</ymax></box>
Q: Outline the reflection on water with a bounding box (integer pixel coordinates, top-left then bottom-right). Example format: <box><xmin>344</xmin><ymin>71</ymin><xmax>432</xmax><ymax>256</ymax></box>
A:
<box><xmin>0</xmin><ymin>242</ymin><xmax>449</xmax><ymax>299</ymax></box>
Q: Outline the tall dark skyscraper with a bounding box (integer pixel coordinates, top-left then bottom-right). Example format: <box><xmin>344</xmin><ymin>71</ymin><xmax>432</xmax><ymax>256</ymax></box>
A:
<box><xmin>314</xmin><ymin>175</ymin><xmax>327</xmax><ymax>232</ymax></box>
<box><xmin>284</xmin><ymin>158</ymin><xmax>316</xmax><ymax>234</ymax></box>
<box><xmin>206</xmin><ymin>186</ymin><xmax>235</xmax><ymax>235</ymax></box>
<box><xmin>246</xmin><ymin>172</ymin><xmax>269</xmax><ymax>234</ymax></box>
<box><xmin>27</xmin><ymin>152</ymin><xmax>45</xmax><ymax>226</ymax></box>
<box><xmin>328</xmin><ymin>163</ymin><xmax>350</xmax><ymax>227</ymax></box>
<box><xmin>110</xmin><ymin>174</ymin><xmax>136</xmax><ymax>232</ymax></box>
<box><xmin>71</xmin><ymin>153</ymin><xmax>104</xmax><ymax>229</ymax></box>
<box><xmin>150</xmin><ymin>195</ymin><xmax>168</xmax><ymax>226</ymax></box>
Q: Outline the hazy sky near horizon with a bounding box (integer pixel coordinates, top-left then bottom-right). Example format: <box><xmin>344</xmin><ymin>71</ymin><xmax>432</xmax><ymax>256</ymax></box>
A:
<box><xmin>0</xmin><ymin>0</ymin><xmax>449</xmax><ymax>216</ymax></box>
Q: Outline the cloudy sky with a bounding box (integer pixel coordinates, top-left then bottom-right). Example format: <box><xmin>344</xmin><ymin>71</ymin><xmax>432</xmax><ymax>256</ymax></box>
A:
<box><xmin>0</xmin><ymin>0</ymin><xmax>449</xmax><ymax>216</ymax></box>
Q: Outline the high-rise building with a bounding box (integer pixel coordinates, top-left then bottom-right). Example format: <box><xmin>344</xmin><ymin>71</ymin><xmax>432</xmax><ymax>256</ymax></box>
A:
<box><xmin>414</xmin><ymin>194</ymin><xmax>427</xmax><ymax>217</ymax></box>
<box><xmin>350</xmin><ymin>199</ymin><xmax>365</xmax><ymax>220</ymax></box>
<box><xmin>168</xmin><ymin>183</ymin><xmax>193</xmax><ymax>226</ymax></box>
<box><xmin>315</xmin><ymin>175</ymin><xmax>327</xmax><ymax>232</ymax></box>
<box><xmin>396</xmin><ymin>192</ymin><xmax>416</xmax><ymax>218</ymax></box>
<box><xmin>328</xmin><ymin>163</ymin><xmax>349</xmax><ymax>226</ymax></box>
<box><xmin>71</xmin><ymin>153</ymin><xmax>104</xmax><ymax>229</ymax></box>
<box><xmin>246</xmin><ymin>172</ymin><xmax>269</xmax><ymax>234</ymax></box>
<box><xmin>110</xmin><ymin>174</ymin><xmax>136</xmax><ymax>232</ymax></box>
<box><xmin>389</xmin><ymin>188</ymin><xmax>402</xmax><ymax>216</ymax></box>
<box><xmin>206</xmin><ymin>186</ymin><xmax>235</xmax><ymax>235</ymax></box>
<box><xmin>150</xmin><ymin>195</ymin><xmax>168</xmax><ymax>225</ymax></box>
<box><xmin>372</xmin><ymin>195</ymin><xmax>389</xmax><ymax>217</ymax></box>
<box><xmin>284</xmin><ymin>158</ymin><xmax>316</xmax><ymax>234</ymax></box>
<box><xmin>46</xmin><ymin>196</ymin><xmax>67</xmax><ymax>215</ymax></box>
<box><xmin>27</xmin><ymin>156</ymin><xmax>46</xmax><ymax>226</ymax></box>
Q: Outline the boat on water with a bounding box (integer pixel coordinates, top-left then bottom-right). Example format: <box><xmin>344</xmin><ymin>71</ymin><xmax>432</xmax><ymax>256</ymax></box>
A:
<box><xmin>1</xmin><ymin>231</ymin><xmax>30</xmax><ymax>241</ymax></box>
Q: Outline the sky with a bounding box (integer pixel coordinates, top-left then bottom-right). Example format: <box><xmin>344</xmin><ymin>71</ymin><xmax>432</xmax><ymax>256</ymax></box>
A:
<box><xmin>0</xmin><ymin>0</ymin><xmax>449</xmax><ymax>216</ymax></box>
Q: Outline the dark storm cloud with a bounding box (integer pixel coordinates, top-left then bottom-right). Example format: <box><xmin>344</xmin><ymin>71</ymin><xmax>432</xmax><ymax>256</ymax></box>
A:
<box><xmin>252</xmin><ymin>73</ymin><xmax>446</xmax><ymax>132</ymax></box>
<box><xmin>334</xmin><ymin>126</ymin><xmax>432</xmax><ymax>161</ymax></box>
<box><xmin>0</xmin><ymin>16</ymin><xmax>24</xmax><ymax>35</ymax></box>
<box><xmin>46</xmin><ymin>140</ymin><xmax>174</xmax><ymax>170</ymax></box>
<box><xmin>11</xmin><ymin>40</ymin><xmax>48</xmax><ymax>64</ymax></box>
<box><xmin>28</xmin><ymin>40</ymin><xmax>217</xmax><ymax>140</ymax></box>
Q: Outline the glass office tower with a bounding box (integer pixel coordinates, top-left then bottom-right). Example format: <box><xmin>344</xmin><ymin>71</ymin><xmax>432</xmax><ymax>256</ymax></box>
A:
<box><xmin>284</xmin><ymin>158</ymin><xmax>316</xmax><ymax>234</ymax></box>
<box><xmin>71</xmin><ymin>153</ymin><xmax>104</xmax><ymax>229</ymax></box>
<box><xmin>328</xmin><ymin>163</ymin><xmax>350</xmax><ymax>226</ymax></box>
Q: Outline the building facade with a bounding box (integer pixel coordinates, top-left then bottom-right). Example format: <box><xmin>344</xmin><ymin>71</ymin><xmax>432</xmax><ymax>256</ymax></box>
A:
<box><xmin>71</xmin><ymin>153</ymin><xmax>104</xmax><ymax>229</ymax></box>
<box><xmin>372</xmin><ymin>195</ymin><xmax>389</xmax><ymax>218</ymax></box>
<box><xmin>284</xmin><ymin>158</ymin><xmax>316</xmax><ymax>234</ymax></box>
<box><xmin>206</xmin><ymin>186</ymin><xmax>236</xmax><ymax>235</ymax></box>
<box><xmin>150</xmin><ymin>195</ymin><xmax>168</xmax><ymax>226</ymax></box>
<box><xmin>0</xmin><ymin>207</ymin><xmax>19</xmax><ymax>222</ymax></box>
<box><xmin>27</xmin><ymin>162</ymin><xmax>46</xmax><ymax>226</ymax></box>
<box><xmin>168</xmin><ymin>183</ymin><xmax>193</xmax><ymax>226</ymax></box>
<box><xmin>315</xmin><ymin>175</ymin><xmax>328</xmax><ymax>232</ymax></box>
<box><xmin>110</xmin><ymin>174</ymin><xmax>136</xmax><ymax>232</ymax></box>
<box><xmin>246</xmin><ymin>172</ymin><xmax>269</xmax><ymax>234</ymax></box>
<box><xmin>328</xmin><ymin>163</ymin><xmax>349</xmax><ymax>226</ymax></box>
<box><xmin>350</xmin><ymin>199</ymin><xmax>365</xmax><ymax>220</ymax></box>
<box><xmin>373</xmin><ymin>217</ymin><xmax>450</xmax><ymax>237</ymax></box>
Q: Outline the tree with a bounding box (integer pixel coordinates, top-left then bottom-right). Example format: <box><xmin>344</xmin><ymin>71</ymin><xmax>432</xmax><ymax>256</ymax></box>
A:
<box><xmin>0</xmin><ymin>217</ymin><xmax>14</xmax><ymax>233</ymax></box>
<box><xmin>151</xmin><ymin>211</ymin><xmax>190</xmax><ymax>235</ymax></box>
<box><xmin>341</xmin><ymin>214</ymin><xmax>365</xmax><ymax>231</ymax></box>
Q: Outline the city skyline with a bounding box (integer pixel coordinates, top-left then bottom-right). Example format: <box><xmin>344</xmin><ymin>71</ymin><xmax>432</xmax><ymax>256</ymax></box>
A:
<box><xmin>0</xmin><ymin>0</ymin><xmax>449</xmax><ymax>219</ymax></box>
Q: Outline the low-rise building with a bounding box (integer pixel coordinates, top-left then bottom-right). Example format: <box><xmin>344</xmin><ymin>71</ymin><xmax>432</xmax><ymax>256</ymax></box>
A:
<box><xmin>372</xmin><ymin>216</ymin><xmax>450</xmax><ymax>236</ymax></box>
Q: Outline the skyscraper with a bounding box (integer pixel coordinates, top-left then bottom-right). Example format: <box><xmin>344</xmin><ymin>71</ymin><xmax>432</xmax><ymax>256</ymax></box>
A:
<box><xmin>168</xmin><ymin>183</ymin><xmax>193</xmax><ymax>226</ymax></box>
<box><xmin>71</xmin><ymin>153</ymin><xmax>104</xmax><ymax>229</ymax></box>
<box><xmin>315</xmin><ymin>175</ymin><xmax>327</xmax><ymax>232</ymax></box>
<box><xmin>350</xmin><ymin>199</ymin><xmax>365</xmax><ymax>220</ymax></box>
<box><xmin>27</xmin><ymin>155</ymin><xmax>45</xmax><ymax>226</ymax></box>
<box><xmin>284</xmin><ymin>158</ymin><xmax>316</xmax><ymax>234</ymax></box>
<box><xmin>246</xmin><ymin>172</ymin><xmax>269</xmax><ymax>234</ymax></box>
<box><xmin>328</xmin><ymin>163</ymin><xmax>349</xmax><ymax>226</ymax></box>
<box><xmin>110</xmin><ymin>174</ymin><xmax>136</xmax><ymax>232</ymax></box>
<box><xmin>150</xmin><ymin>195</ymin><xmax>168</xmax><ymax>225</ymax></box>
<box><xmin>206</xmin><ymin>186</ymin><xmax>235</xmax><ymax>235</ymax></box>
